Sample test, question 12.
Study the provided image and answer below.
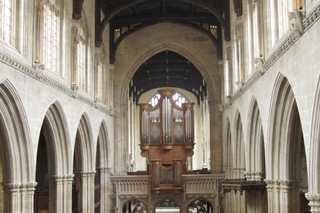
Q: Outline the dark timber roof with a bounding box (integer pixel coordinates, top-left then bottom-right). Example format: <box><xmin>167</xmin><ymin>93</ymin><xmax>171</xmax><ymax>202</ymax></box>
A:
<box><xmin>85</xmin><ymin>0</ymin><xmax>237</xmax><ymax>103</ymax></box>
<box><xmin>129</xmin><ymin>50</ymin><xmax>207</xmax><ymax>104</ymax></box>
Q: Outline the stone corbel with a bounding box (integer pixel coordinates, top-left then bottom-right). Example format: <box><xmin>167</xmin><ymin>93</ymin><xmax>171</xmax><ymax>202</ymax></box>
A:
<box><xmin>94</xmin><ymin>96</ymin><xmax>100</xmax><ymax>109</ymax></box>
<box><xmin>218</xmin><ymin>104</ymin><xmax>224</xmax><ymax>112</ymax></box>
<box><xmin>225</xmin><ymin>95</ymin><xmax>232</xmax><ymax>106</ymax></box>
<box><xmin>36</xmin><ymin>0</ymin><xmax>44</xmax><ymax>13</ymax></box>
<box><xmin>254</xmin><ymin>57</ymin><xmax>264</xmax><ymax>74</ymax></box>
<box><xmin>235</xmin><ymin>80</ymin><xmax>244</xmax><ymax>91</ymax></box>
<box><xmin>72</xmin><ymin>83</ymin><xmax>79</xmax><ymax>98</ymax></box>
<box><xmin>33</xmin><ymin>61</ymin><xmax>45</xmax><ymax>78</ymax></box>
<box><xmin>289</xmin><ymin>10</ymin><xmax>304</xmax><ymax>34</ymax></box>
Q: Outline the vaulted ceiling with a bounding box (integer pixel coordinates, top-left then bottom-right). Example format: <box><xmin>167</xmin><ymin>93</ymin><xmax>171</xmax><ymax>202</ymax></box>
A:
<box><xmin>73</xmin><ymin>0</ymin><xmax>243</xmax><ymax>103</ymax></box>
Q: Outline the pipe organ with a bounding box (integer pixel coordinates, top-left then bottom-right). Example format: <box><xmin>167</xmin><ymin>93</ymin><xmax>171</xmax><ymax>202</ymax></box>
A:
<box><xmin>139</xmin><ymin>89</ymin><xmax>195</xmax><ymax>193</ymax></box>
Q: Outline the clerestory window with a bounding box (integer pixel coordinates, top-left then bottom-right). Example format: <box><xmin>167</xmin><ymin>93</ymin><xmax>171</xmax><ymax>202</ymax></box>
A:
<box><xmin>0</xmin><ymin>0</ymin><xmax>15</xmax><ymax>45</ymax></box>
<box><xmin>72</xmin><ymin>12</ymin><xmax>89</xmax><ymax>92</ymax></box>
<box><xmin>35</xmin><ymin>0</ymin><xmax>61</xmax><ymax>75</ymax></box>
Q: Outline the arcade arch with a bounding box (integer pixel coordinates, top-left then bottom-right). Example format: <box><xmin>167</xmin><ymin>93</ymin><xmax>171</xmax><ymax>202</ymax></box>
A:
<box><xmin>267</xmin><ymin>75</ymin><xmax>309</xmax><ymax>213</ymax></box>
<box><xmin>0</xmin><ymin>79</ymin><xmax>34</xmax><ymax>212</ymax></box>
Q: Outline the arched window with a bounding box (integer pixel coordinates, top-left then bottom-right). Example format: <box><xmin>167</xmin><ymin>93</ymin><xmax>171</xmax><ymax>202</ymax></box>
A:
<box><xmin>0</xmin><ymin>0</ymin><xmax>15</xmax><ymax>44</ymax></box>
<box><xmin>35</xmin><ymin>0</ymin><xmax>61</xmax><ymax>74</ymax></box>
<box><xmin>72</xmin><ymin>12</ymin><xmax>89</xmax><ymax>92</ymax></box>
<box><xmin>278</xmin><ymin>0</ymin><xmax>289</xmax><ymax>37</ymax></box>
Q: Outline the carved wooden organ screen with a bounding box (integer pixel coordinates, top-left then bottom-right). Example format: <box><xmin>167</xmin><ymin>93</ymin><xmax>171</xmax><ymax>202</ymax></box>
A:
<box><xmin>139</xmin><ymin>89</ymin><xmax>194</xmax><ymax>145</ymax></box>
<box><xmin>139</xmin><ymin>89</ymin><xmax>195</xmax><ymax>193</ymax></box>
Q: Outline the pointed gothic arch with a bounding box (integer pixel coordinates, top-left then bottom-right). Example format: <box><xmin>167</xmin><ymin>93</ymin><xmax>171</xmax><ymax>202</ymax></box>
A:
<box><xmin>0</xmin><ymin>79</ymin><xmax>34</xmax><ymax>212</ymax></box>
<box><xmin>74</xmin><ymin>112</ymin><xmax>95</xmax><ymax>172</ymax></box>
<box><xmin>96</xmin><ymin>120</ymin><xmax>111</xmax><ymax>213</ymax></box>
<box><xmin>73</xmin><ymin>112</ymin><xmax>95</xmax><ymax>212</ymax></box>
<box><xmin>245</xmin><ymin>96</ymin><xmax>268</xmax><ymax>213</ymax></box>
<box><xmin>38</xmin><ymin>101</ymin><xmax>72</xmax><ymax>212</ymax></box>
<box><xmin>246</xmin><ymin>97</ymin><xmax>265</xmax><ymax>180</ymax></box>
<box><xmin>233</xmin><ymin>110</ymin><xmax>245</xmax><ymax>177</ymax></box>
<box><xmin>306</xmin><ymin>73</ymin><xmax>320</xmax><ymax>209</ymax></box>
<box><xmin>267</xmin><ymin>74</ymin><xmax>308</xmax><ymax>213</ymax></box>
<box><xmin>223</xmin><ymin>118</ymin><xmax>233</xmax><ymax>177</ymax></box>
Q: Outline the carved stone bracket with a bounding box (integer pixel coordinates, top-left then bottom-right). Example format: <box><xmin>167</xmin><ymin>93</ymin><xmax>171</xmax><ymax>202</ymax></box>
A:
<box><xmin>289</xmin><ymin>10</ymin><xmax>303</xmax><ymax>34</ymax></box>
<box><xmin>33</xmin><ymin>62</ymin><xmax>45</xmax><ymax>78</ymax></box>
<box><xmin>71</xmin><ymin>83</ymin><xmax>79</xmax><ymax>98</ymax></box>
<box><xmin>254</xmin><ymin>57</ymin><xmax>264</xmax><ymax>74</ymax></box>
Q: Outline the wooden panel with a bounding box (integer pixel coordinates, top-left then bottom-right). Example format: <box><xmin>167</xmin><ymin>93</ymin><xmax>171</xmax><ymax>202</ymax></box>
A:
<box><xmin>162</xmin><ymin>150</ymin><xmax>173</xmax><ymax>163</ymax></box>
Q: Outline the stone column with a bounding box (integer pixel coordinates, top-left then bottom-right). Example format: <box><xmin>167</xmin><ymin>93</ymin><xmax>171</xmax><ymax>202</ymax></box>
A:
<box><xmin>2</xmin><ymin>183</ymin><xmax>21</xmax><ymax>212</ymax></box>
<box><xmin>50</xmin><ymin>174</ymin><xmax>73</xmax><ymax>213</ymax></box>
<box><xmin>306</xmin><ymin>193</ymin><xmax>320</xmax><ymax>213</ymax></box>
<box><xmin>265</xmin><ymin>179</ymin><xmax>274</xmax><ymax>213</ymax></box>
<box><xmin>1</xmin><ymin>182</ymin><xmax>37</xmax><ymax>212</ymax></box>
<box><xmin>22</xmin><ymin>182</ymin><xmax>37</xmax><ymax>212</ymax></box>
<box><xmin>75</xmin><ymin>171</ymin><xmax>96</xmax><ymax>212</ymax></box>
<box><xmin>100</xmin><ymin>167</ymin><xmax>112</xmax><ymax>213</ymax></box>
<box><xmin>99</xmin><ymin>167</ymin><xmax>107</xmax><ymax>213</ymax></box>
<box><xmin>63</xmin><ymin>174</ymin><xmax>74</xmax><ymax>212</ymax></box>
<box><xmin>88</xmin><ymin>172</ymin><xmax>96</xmax><ymax>212</ymax></box>
<box><xmin>279</xmin><ymin>180</ymin><xmax>293</xmax><ymax>213</ymax></box>
<box><xmin>274</xmin><ymin>180</ymin><xmax>281</xmax><ymax>213</ymax></box>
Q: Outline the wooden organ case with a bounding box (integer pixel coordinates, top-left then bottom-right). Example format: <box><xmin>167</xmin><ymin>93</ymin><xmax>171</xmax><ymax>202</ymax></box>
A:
<box><xmin>139</xmin><ymin>89</ymin><xmax>195</xmax><ymax>193</ymax></box>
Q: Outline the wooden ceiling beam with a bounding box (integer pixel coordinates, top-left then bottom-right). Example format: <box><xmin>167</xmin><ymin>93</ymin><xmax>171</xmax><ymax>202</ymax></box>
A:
<box><xmin>73</xmin><ymin>0</ymin><xmax>84</xmax><ymax>20</ymax></box>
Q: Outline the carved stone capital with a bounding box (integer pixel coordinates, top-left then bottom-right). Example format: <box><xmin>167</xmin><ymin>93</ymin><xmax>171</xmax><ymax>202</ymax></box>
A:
<box><xmin>305</xmin><ymin>193</ymin><xmax>320</xmax><ymax>212</ymax></box>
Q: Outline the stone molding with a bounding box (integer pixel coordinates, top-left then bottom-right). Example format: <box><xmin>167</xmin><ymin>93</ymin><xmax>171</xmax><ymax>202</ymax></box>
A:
<box><xmin>0</xmin><ymin>52</ymin><xmax>114</xmax><ymax>116</ymax></box>
<box><xmin>1</xmin><ymin>182</ymin><xmax>37</xmax><ymax>192</ymax></box>
<box><xmin>50</xmin><ymin>174</ymin><xmax>74</xmax><ymax>182</ymax></box>
<box><xmin>303</xmin><ymin>3</ymin><xmax>320</xmax><ymax>31</ymax></box>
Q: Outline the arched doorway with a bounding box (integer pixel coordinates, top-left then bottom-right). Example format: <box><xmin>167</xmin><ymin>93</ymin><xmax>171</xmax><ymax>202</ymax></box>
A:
<box><xmin>155</xmin><ymin>199</ymin><xmax>180</xmax><ymax>213</ymax></box>
<box><xmin>188</xmin><ymin>199</ymin><xmax>214</xmax><ymax>213</ymax></box>
<box><xmin>122</xmin><ymin>199</ymin><xmax>148</xmax><ymax>213</ymax></box>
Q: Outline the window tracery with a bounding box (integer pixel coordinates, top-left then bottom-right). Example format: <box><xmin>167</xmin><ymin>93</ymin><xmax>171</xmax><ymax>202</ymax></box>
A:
<box><xmin>0</xmin><ymin>0</ymin><xmax>14</xmax><ymax>44</ymax></box>
<box><xmin>35</xmin><ymin>0</ymin><xmax>61</xmax><ymax>74</ymax></box>
<box><xmin>72</xmin><ymin>12</ymin><xmax>89</xmax><ymax>92</ymax></box>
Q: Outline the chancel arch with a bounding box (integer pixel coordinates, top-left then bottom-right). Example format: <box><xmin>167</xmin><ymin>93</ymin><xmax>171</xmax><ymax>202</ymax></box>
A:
<box><xmin>0</xmin><ymin>79</ymin><xmax>34</xmax><ymax>212</ymax></box>
<box><xmin>73</xmin><ymin>112</ymin><xmax>95</xmax><ymax>212</ymax></box>
<box><xmin>114</xmin><ymin>22</ymin><xmax>221</xmax><ymax>175</ymax></box>
<box><xmin>267</xmin><ymin>74</ymin><xmax>309</xmax><ymax>213</ymax></box>
<box><xmin>35</xmin><ymin>101</ymin><xmax>72</xmax><ymax>213</ymax></box>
